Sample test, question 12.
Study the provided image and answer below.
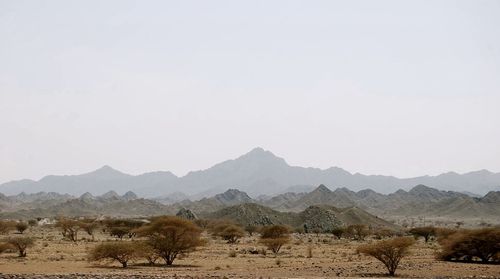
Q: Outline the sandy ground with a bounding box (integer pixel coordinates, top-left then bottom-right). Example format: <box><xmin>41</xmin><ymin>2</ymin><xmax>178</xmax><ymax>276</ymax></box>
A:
<box><xmin>0</xmin><ymin>226</ymin><xmax>499</xmax><ymax>278</ymax></box>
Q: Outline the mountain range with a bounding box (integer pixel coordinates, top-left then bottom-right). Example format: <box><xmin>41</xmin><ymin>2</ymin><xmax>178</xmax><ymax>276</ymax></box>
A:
<box><xmin>1</xmin><ymin>147</ymin><xmax>500</xmax><ymax>197</ymax></box>
<box><xmin>1</xmin><ymin>184</ymin><xmax>498</xmax><ymax>224</ymax></box>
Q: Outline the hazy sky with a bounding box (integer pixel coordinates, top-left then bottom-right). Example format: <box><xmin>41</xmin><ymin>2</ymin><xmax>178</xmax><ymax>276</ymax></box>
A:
<box><xmin>1</xmin><ymin>0</ymin><xmax>500</xmax><ymax>183</ymax></box>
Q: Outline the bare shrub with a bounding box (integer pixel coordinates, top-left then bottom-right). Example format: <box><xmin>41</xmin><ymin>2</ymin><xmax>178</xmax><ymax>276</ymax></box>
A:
<box><xmin>89</xmin><ymin>241</ymin><xmax>138</xmax><ymax>268</ymax></box>
<box><xmin>7</xmin><ymin>237</ymin><xmax>36</xmax><ymax>257</ymax></box>
<box><xmin>331</xmin><ymin>227</ymin><xmax>346</xmax><ymax>239</ymax></box>
<box><xmin>15</xmin><ymin>222</ymin><xmax>29</xmax><ymax>234</ymax></box>
<box><xmin>56</xmin><ymin>218</ymin><xmax>81</xmax><ymax>242</ymax></box>
<box><xmin>409</xmin><ymin>226</ymin><xmax>436</xmax><ymax>242</ymax></box>
<box><xmin>346</xmin><ymin>224</ymin><xmax>369</xmax><ymax>241</ymax></box>
<box><xmin>357</xmin><ymin>237</ymin><xmax>415</xmax><ymax>276</ymax></box>
<box><xmin>110</xmin><ymin>227</ymin><xmax>130</xmax><ymax>239</ymax></box>
<box><xmin>438</xmin><ymin>228</ymin><xmax>500</xmax><ymax>263</ymax></box>
<box><xmin>244</xmin><ymin>225</ymin><xmax>258</xmax><ymax>236</ymax></box>
<box><xmin>0</xmin><ymin>220</ymin><xmax>15</xmax><ymax>235</ymax></box>
<box><xmin>135</xmin><ymin>241</ymin><xmax>159</xmax><ymax>265</ymax></box>
<box><xmin>136</xmin><ymin>216</ymin><xmax>202</xmax><ymax>266</ymax></box>
<box><xmin>80</xmin><ymin>219</ymin><xmax>98</xmax><ymax>241</ymax></box>
<box><xmin>259</xmin><ymin>225</ymin><xmax>291</xmax><ymax>255</ymax></box>
<box><xmin>373</xmin><ymin>228</ymin><xmax>399</xmax><ymax>239</ymax></box>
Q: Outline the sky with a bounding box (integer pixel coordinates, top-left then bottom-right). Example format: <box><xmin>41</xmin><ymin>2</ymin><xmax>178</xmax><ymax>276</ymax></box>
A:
<box><xmin>1</xmin><ymin>0</ymin><xmax>500</xmax><ymax>183</ymax></box>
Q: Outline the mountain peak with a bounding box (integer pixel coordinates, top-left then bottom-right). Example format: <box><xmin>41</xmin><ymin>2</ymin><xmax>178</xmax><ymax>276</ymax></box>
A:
<box><xmin>101</xmin><ymin>190</ymin><xmax>120</xmax><ymax>199</ymax></box>
<box><xmin>313</xmin><ymin>184</ymin><xmax>332</xmax><ymax>194</ymax></box>
<box><xmin>215</xmin><ymin>189</ymin><xmax>253</xmax><ymax>205</ymax></box>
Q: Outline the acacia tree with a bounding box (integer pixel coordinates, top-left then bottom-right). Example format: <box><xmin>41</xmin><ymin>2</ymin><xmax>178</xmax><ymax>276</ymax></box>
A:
<box><xmin>357</xmin><ymin>237</ymin><xmax>415</xmax><ymax>276</ymax></box>
<box><xmin>15</xmin><ymin>222</ymin><xmax>29</xmax><ymax>234</ymax></box>
<box><xmin>347</xmin><ymin>224</ymin><xmax>369</xmax><ymax>241</ymax></box>
<box><xmin>212</xmin><ymin>223</ymin><xmax>245</xmax><ymax>243</ymax></box>
<box><xmin>89</xmin><ymin>241</ymin><xmax>138</xmax><ymax>268</ymax></box>
<box><xmin>136</xmin><ymin>216</ymin><xmax>202</xmax><ymax>266</ymax></box>
<box><xmin>0</xmin><ymin>220</ymin><xmax>14</xmax><ymax>235</ymax></box>
<box><xmin>7</xmin><ymin>237</ymin><xmax>36</xmax><ymax>257</ymax></box>
<box><xmin>56</xmin><ymin>218</ymin><xmax>81</xmax><ymax>242</ymax></box>
<box><xmin>409</xmin><ymin>226</ymin><xmax>436</xmax><ymax>243</ymax></box>
<box><xmin>438</xmin><ymin>228</ymin><xmax>500</xmax><ymax>263</ymax></box>
<box><xmin>259</xmin><ymin>225</ymin><xmax>291</xmax><ymax>255</ymax></box>
<box><xmin>80</xmin><ymin>219</ymin><xmax>98</xmax><ymax>241</ymax></box>
<box><xmin>331</xmin><ymin>227</ymin><xmax>346</xmax><ymax>239</ymax></box>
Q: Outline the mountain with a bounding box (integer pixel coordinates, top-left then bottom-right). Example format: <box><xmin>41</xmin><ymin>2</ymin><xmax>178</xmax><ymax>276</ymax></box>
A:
<box><xmin>206</xmin><ymin>203</ymin><xmax>398</xmax><ymax>232</ymax></box>
<box><xmin>172</xmin><ymin>189</ymin><xmax>254</xmax><ymax>214</ymax></box>
<box><xmin>2</xmin><ymin>147</ymin><xmax>500</xmax><ymax>197</ymax></box>
<box><xmin>1</xmin><ymin>184</ymin><xmax>498</xmax><ymax>222</ymax></box>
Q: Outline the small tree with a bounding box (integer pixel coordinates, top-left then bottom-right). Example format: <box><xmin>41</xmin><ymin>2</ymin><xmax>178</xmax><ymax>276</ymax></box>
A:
<box><xmin>0</xmin><ymin>220</ymin><xmax>14</xmax><ymax>235</ymax></box>
<box><xmin>136</xmin><ymin>216</ymin><xmax>202</xmax><ymax>266</ymax></box>
<box><xmin>259</xmin><ymin>225</ymin><xmax>291</xmax><ymax>255</ymax></box>
<box><xmin>110</xmin><ymin>227</ymin><xmax>130</xmax><ymax>240</ymax></box>
<box><xmin>28</xmin><ymin>219</ymin><xmax>38</xmax><ymax>227</ymax></box>
<box><xmin>331</xmin><ymin>227</ymin><xmax>346</xmax><ymax>239</ymax></box>
<box><xmin>217</xmin><ymin>224</ymin><xmax>245</xmax><ymax>243</ymax></box>
<box><xmin>80</xmin><ymin>219</ymin><xmax>98</xmax><ymax>241</ymax></box>
<box><xmin>409</xmin><ymin>226</ymin><xmax>436</xmax><ymax>242</ymax></box>
<box><xmin>89</xmin><ymin>241</ymin><xmax>138</xmax><ymax>268</ymax></box>
<box><xmin>7</xmin><ymin>237</ymin><xmax>36</xmax><ymax>257</ymax></box>
<box><xmin>135</xmin><ymin>241</ymin><xmax>159</xmax><ymax>265</ymax></box>
<box><xmin>245</xmin><ymin>225</ymin><xmax>258</xmax><ymax>236</ymax></box>
<box><xmin>347</xmin><ymin>224</ymin><xmax>369</xmax><ymax>241</ymax></box>
<box><xmin>56</xmin><ymin>218</ymin><xmax>81</xmax><ymax>242</ymax></box>
<box><xmin>357</xmin><ymin>237</ymin><xmax>415</xmax><ymax>276</ymax></box>
<box><xmin>15</xmin><ymin>222</ymin><xmax>29</xmax><ymax>234</ymax></box>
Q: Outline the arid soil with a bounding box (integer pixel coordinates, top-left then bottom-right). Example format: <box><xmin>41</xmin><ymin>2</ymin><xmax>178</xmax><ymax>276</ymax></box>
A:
<box><xmin>0</xmin><ymin>226</ymin><xmax>499</xmax><ymax>279</ymax></box>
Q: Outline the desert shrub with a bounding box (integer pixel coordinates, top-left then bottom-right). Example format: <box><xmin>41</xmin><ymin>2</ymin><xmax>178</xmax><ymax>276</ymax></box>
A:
<box><xmin>0</xmin><ymin>220</ymin><xmax>15</xmax><ymax>234</ymax></box>
<box><xmin>56</xmin><ymin>218</ymin><xmax>81</xmax><ymax>242</ymax></box>
<box><xmin>110</xmin><ymin>227</ymin><xmax>130</xmax><ymax>239</ymax></box>
<box><xmin>135</xmin><ymin>241</ymin><xmax>159</xmax><ymax>265</ymax></box>
<box><xmin>136</xmin><ymin>216</ymin><xmax>202</xmax><ymax>266</ymax></box>
<box><xmin>228</xmin><ymin>250</ymin><xmax>237</xmax><ymax>257</ymax></box>
<box><xmin>373</xmin><ymin>228</ymin><xmax>398</xmax><ymax>239</ymax></box>
<box><xmin>357</xmin><ymin>237</ymin><xmax>415</xmax><ymax>276</ymax></box>
<box><xmin>259</xmin><ymin>225</ymin><xmax>291</xmax><ymax>255</ymax></box>
<box><xmin>28</xmin><ymin>219</ymin><xmax>37</xmax><ymax>227</ymax></box>
<box><xmin>7</xmin><ymin>236</ymin><xmax>36</xmax><ymax>257</ymax></box>
<box><xmin>294</xmin><ymin>226</ymin><xmax>305</xmax><ymax>234</ymax></box>
<box><xmin>80</xmin><ymin>219</ymin><xmax>98</xmax><ymax>241</ymax></box>
<box><xmin>244</xmin><ymin>225</ymin><xmax>258</xmax><ymax>236</ymax></box>
<box><xmin>409</xmin><ymin>226</ymin><xmax>436</xmax><ymax>242</ymax></box>
<box><xmin>0</xmin><ymin>242</ymin><xmax>13</xmax><ymax>253</ymax></box>
<box><xmin>89</xmin><ymin>241</ymin><xmax>138</xmax><ymax>268</ymax></box>
<box><xmin>217</xmin><ymin>224</ymin><xmax>245</xmax><ymax>244</ymax></box>
<box><xmin>331</xmin><ymin>227</ymin><xmax>346</xmax><ymax>239</ymax></box>
<box><xmin>435</xmin><ymin>227</ymin><xmax>457</xmax><ymax>240</ymax></box>
<box><xmin>437</xmin><ymin>228</ymin><xmax>500</xmax><ymax>263</ymax></box>
<box><xmin>15</xmin><ymin>222</ymin><xmax>28</xmax><ymax>234</ymax></box>
<box><xmin>194</xmin><ymin>219</ymin><xmax>210</xmax><ymax>229</ymax></box>
<box><xmin>103</xmin><ymin>219</ymin><xmax>143</xmax><ymax>238</ymax></box>
<box><xmin>346</xmin><ymin>224</ymin><xmax>369</xmax><ymax>241</ymax></box>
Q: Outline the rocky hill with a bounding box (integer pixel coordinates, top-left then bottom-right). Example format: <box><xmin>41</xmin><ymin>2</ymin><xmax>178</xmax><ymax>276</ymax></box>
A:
<box><xmin>205</xmin><ymin>203</ymin><xmax>398</xmax><ymax>232</ymax></box>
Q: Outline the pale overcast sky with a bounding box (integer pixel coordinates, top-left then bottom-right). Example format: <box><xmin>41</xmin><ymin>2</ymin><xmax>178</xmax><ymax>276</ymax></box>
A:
<box><xmin>1</xmin><ymin>0</ymin><xmax>500</xmax><ymax>183</ymax></box>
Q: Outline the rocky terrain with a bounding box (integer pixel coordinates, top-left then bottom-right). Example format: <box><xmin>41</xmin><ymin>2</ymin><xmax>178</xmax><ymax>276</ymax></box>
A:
<box><xmin>1</xmin><ymin>184</ymin><xmax>499</xmax><ymax>227</ymax></box>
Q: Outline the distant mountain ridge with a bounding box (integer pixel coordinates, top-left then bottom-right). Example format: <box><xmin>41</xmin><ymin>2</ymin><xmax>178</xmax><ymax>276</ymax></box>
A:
<box><xmin>1</xmin><ymin>147</ymin><xmax>500</xmax><ymax>196</ymax></box>
<box><xmin>1</xmin><ymin>185</ymin><xmax>498</xmax><ymax>222</ymax></box>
